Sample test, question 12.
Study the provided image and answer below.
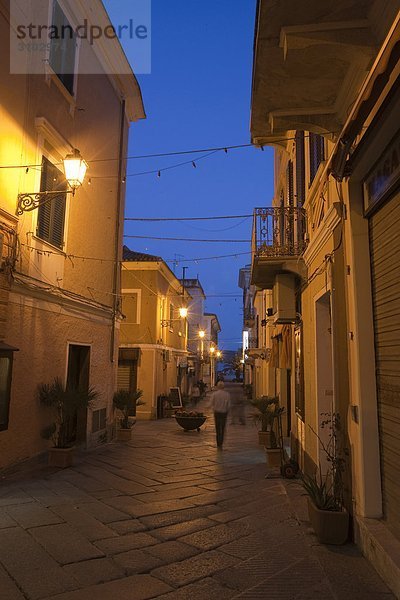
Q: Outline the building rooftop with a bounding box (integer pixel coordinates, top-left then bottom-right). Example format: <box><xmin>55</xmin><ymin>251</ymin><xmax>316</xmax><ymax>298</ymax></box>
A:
<box><xmin>123</xmin><ymin>246</ymin><xmax>162</xmax><ymax>262</ymax></box>
<box><xmin>180</xmin><ymin>278</ymin><xmax>206</xmax><ymax>298</ymax></box>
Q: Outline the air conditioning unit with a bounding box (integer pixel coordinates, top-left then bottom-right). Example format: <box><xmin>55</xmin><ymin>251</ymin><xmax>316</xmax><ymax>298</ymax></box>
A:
<box><xmin>272</xmin><ymin>274</ymin><xmax>296</xmax><ymax>324</ymax></box>
<box><xmin>163</xmin><ymin>349</ymin><xmax>172</xmax><ymax>362</ymax></box>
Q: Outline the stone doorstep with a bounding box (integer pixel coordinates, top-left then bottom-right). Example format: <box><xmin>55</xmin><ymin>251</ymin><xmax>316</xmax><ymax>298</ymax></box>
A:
<box><xmin>355</xmin><ymin>516</ymin><xmax>400</xmax><ymax>599</ymax></box>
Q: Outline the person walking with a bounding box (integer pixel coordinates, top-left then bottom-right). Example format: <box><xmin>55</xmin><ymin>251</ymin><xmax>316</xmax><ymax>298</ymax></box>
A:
<box><xmin>210</xmin><ymin>381</ymin><xmax>231</xmax><ymax>448</ymax></box>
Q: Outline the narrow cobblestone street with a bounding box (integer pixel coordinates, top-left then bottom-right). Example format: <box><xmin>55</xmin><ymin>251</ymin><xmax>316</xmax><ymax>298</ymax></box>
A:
<box><xmin>0</xmin><ymin>384</ymin><xmax>394</xmax><ymax>599</ymax></box>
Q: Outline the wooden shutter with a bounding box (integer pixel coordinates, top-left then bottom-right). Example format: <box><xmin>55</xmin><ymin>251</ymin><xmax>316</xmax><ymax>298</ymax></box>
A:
<box><xmin>295</xmin><ymin>131</ymin><xmax>305</xmax><ymax>206</ymax></box>
<box><xmin>49</xmin><ymin>1</ymin><xmax>76</xmax><ymax>95</ymax></box>
<box><xmin>369</xmin><ymin>191</ymin><xmax>400</xmax><ymax>537</ymax></box>
<box><xmin>37</xmin><ymin>157</ymin><xmax>67</xmax><ymax>249</ymax></box>
<box><xmin>286</xmin><ymin>161</ymin><xmax>294</xmax><ymax>206</ymax></box>
<box><xmin>309</xmin><ymin>133</ymin><xmax>325</xmax><ymax>185</ymax></box>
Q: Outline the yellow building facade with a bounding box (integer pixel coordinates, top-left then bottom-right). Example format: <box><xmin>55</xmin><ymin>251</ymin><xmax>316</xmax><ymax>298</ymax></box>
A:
<box><xmin>0</xmin><ymin>0</ymin><xmax>145</xmax><ymax>469</ymax></box>
<box><xmin>119</xmin><ymin>248</ymin><xmax>190</xmax><ymax>419</ymax></box>
<box><xmin>250</xmin><ymin>0</ymin><xmax>400</xmax><ymax>592</ymax></box>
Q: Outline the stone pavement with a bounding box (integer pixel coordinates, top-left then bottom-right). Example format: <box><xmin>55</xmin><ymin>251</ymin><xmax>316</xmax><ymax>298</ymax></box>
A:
<box><xmin>0</xmin><ymin>383</ymin><xmax>394</xmax><ymax>600</ymax></box>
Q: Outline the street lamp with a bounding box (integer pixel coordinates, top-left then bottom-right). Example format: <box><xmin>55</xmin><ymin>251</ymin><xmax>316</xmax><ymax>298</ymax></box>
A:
<box><xmin>16</xmin><ymin>149</ymin><xmax>88</xmax><ymax>215</ymax></box>
<box><xmin>209</xmin><ymin>345</ymin><xmax>216</xmax><ymax>388</ymax></box>
<box><xmin>161</xmin><ymin>307</ymin><xmax>188</xmax><ymax>328</ymax></box>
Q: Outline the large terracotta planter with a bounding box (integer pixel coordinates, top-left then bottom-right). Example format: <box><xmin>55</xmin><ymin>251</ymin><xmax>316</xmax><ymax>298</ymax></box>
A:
<box><xmin>258</xmin><ymin>431</ymin><xmax>272</xmax><ymax>446</ymax></box>
<box><xmin>307</xmin><ymin>497</ymin><xmax>349</xmax><ymax>545</ymax></box>
<box><xmin>48</xmin><ymin>447</ymin><xmax>74</xmax><ymax>468</ymax></box>
<box><xmin>175</xmin><ymin>416</ymin><xmax>207</xmax><ymax>432</ymax></box>
<box><xmin>265</xmin><ymin>448</ymin><xmax>282</xmax><ymax>467</ymax></box>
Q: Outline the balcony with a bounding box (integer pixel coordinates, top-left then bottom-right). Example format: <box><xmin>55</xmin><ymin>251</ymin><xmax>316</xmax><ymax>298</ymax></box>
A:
<box><xmin>251</xmin><ymin>1</ymin><xmax>377</xmax><ymax>147</ymax></box>
<box><xmin>251</xmin><ymin>207</ymin><xmax>307</xmax><ymax>288</ymax></box>
<box><xmin>243</xmin><ymin>307</ymin><xmax>256</xmax><ymax>328</ymax></box>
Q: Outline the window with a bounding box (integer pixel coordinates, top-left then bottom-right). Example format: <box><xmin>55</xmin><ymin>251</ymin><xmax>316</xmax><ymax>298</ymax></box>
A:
<box><xmin>49</xmin><ymin>1</ymin><xmax>77</xmax><ymax>96</ymax></box>
<box><xmin>309</xmin><ymin>133</ymin><xmax>325</xmax><ymax>185</ymax></box>
<box><xmin>92</xmin><ymin>408</ymin><xmax>107</xmax><ymax>433</ymax></box>
<box><xmin>0</xmin><ymin>352</ymin><xmax>14</xmax><ymax>432</ymax></box>
<box><xmin>37</xmin><ymin>156</ymin><xmax>67</xmax><ymax>249</ymax></box>
<box><xmin>169</xmin><ymin>303</ymin><xmax>174</xmax><ymax>331</ymax></box>
<box><xmin>121</xmin><ymin>292</ymin><xmax>139</xmax><ymax>324</ymax></box>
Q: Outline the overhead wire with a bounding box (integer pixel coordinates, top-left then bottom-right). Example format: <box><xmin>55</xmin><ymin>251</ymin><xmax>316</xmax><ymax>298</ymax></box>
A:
<box><xmin>124</xmin><ymin>214</ymin><xmax>253</xmax><ymax>221</ymax></box>
<box><xmin>123</xmin><ymin>235</ymin><xmax>251</xmax><ymax>243</ymax></box>
<box><xmin>0</xmin><ymin>132</ymin><xmax>334</xmax><ymax>172</ymax></box>
<box><xmin>20</xmin><ymin>243</ymin><xmax>251</xmax><ymax>264</ymax></box>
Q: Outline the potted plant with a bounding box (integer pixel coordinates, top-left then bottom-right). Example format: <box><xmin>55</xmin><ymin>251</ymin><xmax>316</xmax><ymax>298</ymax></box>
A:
<box><xmin>38</xmin><ymin>377</ymin><xmax>98</xmax><ymax>468</ymax></box>
<box><xmin>264</xmin><ymin>399</ymin><xmax>285</xmax><ymax>468</ymax></box>
<box><xmin>301</xmin><ymin>412</ymin><xmax>349</xmax><ymax>545</ymax></box>
<box><xmin>113</xmin><ymin>389</ymin><xmax>144</xmax><ymax>441</ymax></box>
<box><xmin>249</xmin><ymin>396</ymin><xmax>280</xmax><ymax>446</ymax></box>
<box><xmin>243</xmin><ymin>383</ymin><xmax>253</xmax><ymax>399</ymax></box>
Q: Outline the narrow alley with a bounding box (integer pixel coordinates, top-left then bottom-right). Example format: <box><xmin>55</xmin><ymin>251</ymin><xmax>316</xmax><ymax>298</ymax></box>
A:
<box><xmin>0</xmin><ymin>385</ymin><xmax>393</xmax><ymax>600</ymax></box>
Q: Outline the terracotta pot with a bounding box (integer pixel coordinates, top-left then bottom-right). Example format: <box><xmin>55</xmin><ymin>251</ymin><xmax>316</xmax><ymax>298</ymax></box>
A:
<box><xmin>116</xmin><ymin>428</ymin><xmax>133</xmax><ymax>442</ymax></box>
<box><xmin>48</xmin><ymin>447</ymin><xmax>74</xmax><ymax>469</ymax></box>
<box><xmin>265</xmin><ymin>448</ymin><xmax>282</xmax><ymax>467</ymax></box>
<box><xmin>307</xmin><ymin>497</ymin><xmax>349</xmax><ymax>545</ymax></box>
<box><xmin>258</xmin><ymin>431</ymin><xmax>271</xmax><ymax>446</ymax></box>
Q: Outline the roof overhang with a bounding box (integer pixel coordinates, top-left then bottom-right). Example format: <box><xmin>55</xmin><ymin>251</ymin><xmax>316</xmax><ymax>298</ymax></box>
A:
<box><xmin>71</xmin><ymin>0</ymin><xmax>146</xmax><ymax>122</ymax></box>
<box><xmin>251</xmin><ymin>0</ymin><xmax>378</xmax><ymax>147</ymax></box>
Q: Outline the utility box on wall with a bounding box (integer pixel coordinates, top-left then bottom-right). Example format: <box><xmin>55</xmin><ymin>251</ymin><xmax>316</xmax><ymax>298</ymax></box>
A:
<box><xmin>272</xmin><ymin>274</ymin><xmax>296</xmax><ymax>323</ymax></box>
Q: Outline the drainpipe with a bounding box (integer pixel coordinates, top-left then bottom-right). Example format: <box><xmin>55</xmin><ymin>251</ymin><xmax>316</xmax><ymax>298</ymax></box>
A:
<box><xmin>110</xmin><ymin>98</ymin><xmax>126</xmax><ymax>363</ymax></box>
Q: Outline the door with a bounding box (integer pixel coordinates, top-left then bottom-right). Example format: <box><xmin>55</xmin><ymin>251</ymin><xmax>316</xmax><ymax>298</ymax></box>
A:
<box><xmin>315</xmin><ymin>292</ymin><xmax>334</xmax><ymax>475</ymax></box>
<box><xmin>66</xmin><ymin>345</ymin><xmax>90</xmax><ymax>444</ymax></box>
<box><xmin>369</xmin><ymin>190</ymin><xmax>400</xmax><ymax>537</ymax></box>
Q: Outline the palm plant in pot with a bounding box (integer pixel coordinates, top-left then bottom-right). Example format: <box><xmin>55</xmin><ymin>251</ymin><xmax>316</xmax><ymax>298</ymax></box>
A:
<box><xmin>38</xmin><ymin>377</ymin><xmax>98</xmax><ymax>468</ymax></box>
<box><xmin>113</xmin><ymin>389</ymin><xmax>144</xmax><ymax>441</ymax></box>
<box><xmin>249</xmin><ymin>396</ymin><xmax>281</xmax><ymax>447</ymax></box>
<box><xmin>263</xmin><ymin>398</ymin><xmax>285</xmax><ymax>468</ymax></box>
<box><xmin>302</xmin><ymin>412</ymin><xmax>349</xmax><ymax>545</ymax></box>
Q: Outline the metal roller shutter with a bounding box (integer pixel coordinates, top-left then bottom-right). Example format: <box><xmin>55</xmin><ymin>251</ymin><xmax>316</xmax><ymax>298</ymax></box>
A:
<box><xmin>369</xmin><ymin>191</ymin><xmax>400</xmax><ymax>536</ymax></box>
<box><xmin>117</xmin><ymin>365</ymin><xmax>131</xmax><ymax>391</ymax></box>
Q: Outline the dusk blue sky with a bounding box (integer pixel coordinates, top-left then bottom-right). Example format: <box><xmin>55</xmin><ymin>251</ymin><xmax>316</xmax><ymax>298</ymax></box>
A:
<box><xmin>104</xmin><ymin>0</ymin><xmax>274</xmax><ymax>351</ymax></box>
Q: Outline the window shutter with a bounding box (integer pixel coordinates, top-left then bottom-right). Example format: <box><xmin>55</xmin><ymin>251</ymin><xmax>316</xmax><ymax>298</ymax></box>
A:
<box><xmin>286</xmin><ymin>160</ymin><xmax>294</xmax><ymax>206</ymax></box>
<box><xmin>37</xmin><ymin>157</ymin><xmax>67</xmax><ymax>249</ymax></box>
<box><xmin>295</xmin><ymin>131</ymin><xmax>305</xmax><ymax>206</ymax></box>
<box><xmin>49</xmin><ymin>1</ymin><xmax>76</xmax><ymax>95</ymax></box>
<box><xmin>309</xmin><ymin>133</ymin><xmax>325</xmax><ymax>185</ymax></box>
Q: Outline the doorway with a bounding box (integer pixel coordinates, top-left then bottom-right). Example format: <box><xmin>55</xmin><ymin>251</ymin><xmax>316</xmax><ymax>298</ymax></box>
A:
<box><xmin>66</xmin><ymin>344</ymin><xmax>90</xmax><ymax>444</ymax></box>
<box><xmin>315</xmin><ymin>292</ymin><xmax>334</xmax><ymax>473</ymax></box>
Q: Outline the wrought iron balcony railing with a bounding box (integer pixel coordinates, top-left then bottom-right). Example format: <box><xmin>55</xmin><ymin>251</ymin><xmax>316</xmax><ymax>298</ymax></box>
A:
<box><xmin>248</xmin><ymin>336</ymin><xmax>259</xmax><ymax>349</ymax></box>
<box><xmin>252</xmin><ymin>207</ymin><xmax>307</xmax><ymax>258</ymax></box>
<box><xmin>243</xmin><ymin>307</ymin><xmax>255</xmax><ymax>322</ymax></box>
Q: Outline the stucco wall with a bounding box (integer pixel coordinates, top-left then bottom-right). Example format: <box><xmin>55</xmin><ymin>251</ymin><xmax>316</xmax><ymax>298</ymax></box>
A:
<box><xmin>0</xmin><ymin>291</ymin><xmax>116</xmax><ymax>469</ymax></box>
